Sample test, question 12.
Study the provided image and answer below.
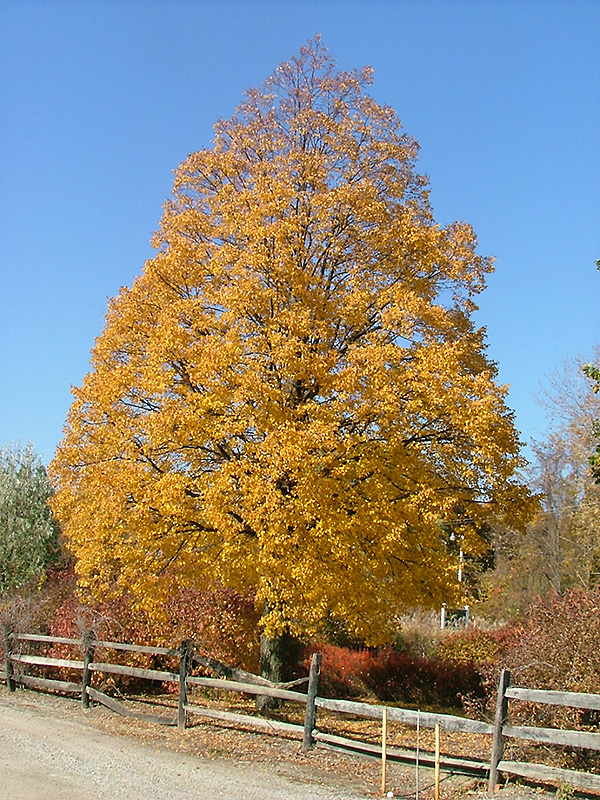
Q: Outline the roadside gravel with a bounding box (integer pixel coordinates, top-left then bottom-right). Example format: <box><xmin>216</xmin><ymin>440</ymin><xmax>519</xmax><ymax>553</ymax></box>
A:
<box><xmin>0</xmin><ymin>687</ymin><xmax>556</xmax><ymax>800</ymax></box>
<box><xmin>0</xmin><ymin>688</ymin><xmax>369</xmax><ymax>800</ymax></box>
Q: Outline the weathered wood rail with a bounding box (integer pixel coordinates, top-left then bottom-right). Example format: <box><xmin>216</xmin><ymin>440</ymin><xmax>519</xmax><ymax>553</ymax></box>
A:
<box><xmin>4</xmin><ymin>629</ymin><xmax>600</xmax><ymax>792</ymax></box>
<box><xmin>489</xmin><ymin>668</ymin><xmax>600</xmax><ymax>793</ymax></box>
<box><xmin>311</xmin><ymin>694</ymin><xmax>491</xmax><ymax>776</ymax></box>
<box><xmin>0</xmin><ymin>628</ymin><xmax>490</xmax><ymax>776</ymax></box>
<box><xmin>0</xmin><ymin>629</ymin><xmax>316</xmax><ymax>740</ymax></box>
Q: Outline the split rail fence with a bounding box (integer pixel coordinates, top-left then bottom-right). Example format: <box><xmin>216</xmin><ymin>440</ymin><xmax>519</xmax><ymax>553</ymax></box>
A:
<box><xmin>3</xmin><ymin>630</ymin><xmax>600</xmax><ymax>793</ymax></box>
<box><xmin>488</xmin><ymin>668</ymin><xmax>600</xmax><ymax>793</ymax></box>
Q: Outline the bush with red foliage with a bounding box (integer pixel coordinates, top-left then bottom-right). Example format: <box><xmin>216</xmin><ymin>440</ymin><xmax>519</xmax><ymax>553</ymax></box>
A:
<box><xmin>303</xmin><ymin>642</ymin><xmax>484</xmax><ymax>710</ymax></box>
<box><xmin>364</xmin><ymin>647</ymin><xmax>484</xmax><ymax>707</ymax></box>
<box><xmin>498</xmin><ymin>588</ymin><xmax>600</xmax><ymax>736</ymax></box>
<box><xmin>302</xmin><ymin>643</ymin><xmax>374</xmax><ymax>698</ymax></box>
<box><xmin>505</xmin><ymin>587</ymin><xmax>600</xmax><ymax>696</ymax></box>
<box><xmin>47</xmin><ymin>581</ymin><xmax>260</xmax><ymax>668</ymax></box>
<box><xmin>448</xmin><ymin>589</ymin><xmax>600</xmax><ymax>746</ymax></box>
<box><xmin>22</xmin><ymin>568</ymin><xmax>261</xmax><ymax>692</ymax></box>
<box><xmin>484</xmin><ymin>588</ymin><xmax>600</xmax><ymax>772</ymax></box>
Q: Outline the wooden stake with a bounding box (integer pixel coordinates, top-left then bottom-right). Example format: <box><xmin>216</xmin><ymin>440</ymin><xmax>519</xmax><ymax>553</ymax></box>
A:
<box><xmin>434</xmin><ymin>723</ymin><xmax>440</xmax><ymax>800</ymax></box>
<box><xmin>381</xmin><ymin>707</ymin><xmax>388</xmax><ymax>796</ymax></box>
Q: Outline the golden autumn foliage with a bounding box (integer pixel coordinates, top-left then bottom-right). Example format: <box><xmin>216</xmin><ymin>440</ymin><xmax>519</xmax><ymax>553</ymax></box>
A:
<box><xmin>50</xmin><ymin>40</ymin><xmax>534</xmax><ymax>644</ymax></box>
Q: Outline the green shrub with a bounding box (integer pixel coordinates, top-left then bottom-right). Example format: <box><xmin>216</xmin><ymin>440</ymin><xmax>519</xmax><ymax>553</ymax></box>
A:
<box><xmin>436</xmin><ymin>627</ymin><xmax>502</xmax><ymax>666</ymax></box>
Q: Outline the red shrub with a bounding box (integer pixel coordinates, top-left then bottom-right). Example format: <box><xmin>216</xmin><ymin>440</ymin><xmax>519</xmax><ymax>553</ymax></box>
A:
<box><xmin>303</xmin><ymin>643</ymin><xmax>376</xmax><ymax>698</ymax></box>
<box><xmin>39</xmin><ymin>578</ymin><xmax>261</xmax><ymax>692</ymax></box>
<box><xmin>481</xmin><ymin>589</ymin><xmax>600</xmax><ymax>771</ymax></box>
<box><xmin>45</xmin><ymin>581</ymin><xmax>258</xmax><ymax>666</ymax></box>
<box><xmin>303</xmin><ymin>642</ymin><xmax>484</xmax><ymax>709</ymax></box>
<box><xmin>505</xmin><ymin>587</ymin><xmax>600</xmax><ymax>696</ymax></box>
<box><xmin>364</xmin><ymin>648</ymin><xmax>484</xmax><ymax>707</ymax></box>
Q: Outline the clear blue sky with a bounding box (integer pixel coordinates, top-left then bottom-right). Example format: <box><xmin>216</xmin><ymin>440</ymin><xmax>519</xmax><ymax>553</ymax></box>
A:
<box><xmin>1</xmin><ymin>0</ymin><xmax>598</xmax><ymax>465</ymax></box>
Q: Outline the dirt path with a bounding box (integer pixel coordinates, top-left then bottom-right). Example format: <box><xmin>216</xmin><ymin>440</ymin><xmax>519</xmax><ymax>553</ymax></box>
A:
<box><xmin>0</xmin><ymin>692</ymin><xmax>368</xmax><ymax>800</ymax></box>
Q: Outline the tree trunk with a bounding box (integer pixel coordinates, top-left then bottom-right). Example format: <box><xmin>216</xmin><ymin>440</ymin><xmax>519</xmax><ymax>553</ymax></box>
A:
<box><xmin>256</xmin><ymin>630</ymin><xmax>300</xmax><ymax>711</ymax></box>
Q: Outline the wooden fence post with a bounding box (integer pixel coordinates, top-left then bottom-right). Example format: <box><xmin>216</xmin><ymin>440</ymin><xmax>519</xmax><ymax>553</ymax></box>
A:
<box><xmin>178</xmin><ymin>639</ymin><xmax>193</xmax><ymax>731</ymax></box>
<box><xmin>302</xmin><ymin>652</ymin><xmax>322</xmax><ymax>752</ymax></box>
<box><xmin>3</xmin><ymin>626</ymin><xmax>15</xmax><ymax>692</ymax></box>
<box><xmin>488</xmin><ymin>668</ymin><xmax>511</xmax><ymax>793</ymax></box>
<box><xmin>81</xmin><ymin>630</ymin><xmax>95</xmax><ymax>708</ymax></box>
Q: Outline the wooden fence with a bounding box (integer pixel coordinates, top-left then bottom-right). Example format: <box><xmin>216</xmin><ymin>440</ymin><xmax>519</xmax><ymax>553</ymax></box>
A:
<box><xmin>488</xmin><ymin>668</ymin><xmax>600</xmax><ymax>793</ymax></box>
<box><xmin>3</xmin><ymin>630</ymin><xmax>600</xmax><ymax>793</ymax></box>
<box><xmin>1</xmin><ymin>629</ymin><xmax>319</xmax><ymax>744</ymax></box>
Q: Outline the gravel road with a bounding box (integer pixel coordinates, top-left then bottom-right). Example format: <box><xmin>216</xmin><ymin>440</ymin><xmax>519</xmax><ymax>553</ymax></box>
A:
<box><xmin>0</xmin><ymin>693</ymin><xmax>368</xmax><ymax>800</ymax></box>
<box><xmin>0</xmin><ymin>688</ymin><xmax>556</xmax><ymax>800</ymax></box>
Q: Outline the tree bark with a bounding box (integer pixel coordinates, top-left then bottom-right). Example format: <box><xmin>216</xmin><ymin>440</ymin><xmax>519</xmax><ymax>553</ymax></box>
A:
<box><xmin>256</xmin><ymin>630</ymin><xmax>301</xmax><ymax>711</ymax></box>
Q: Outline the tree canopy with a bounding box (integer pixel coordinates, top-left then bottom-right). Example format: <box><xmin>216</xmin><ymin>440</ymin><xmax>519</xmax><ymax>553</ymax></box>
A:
<box><xmin>583</xmin><ymin>362</ymin><xmax>600</xmax><ymax>479</ymax></box>
<box><xmin>581</xmin><ymin>260</ymin><xmax>600</xmax><ymax>476</ymax></box>
<box><xmin>50</xmin><ymin>40</ymin><xmax>533</xmax><ymax>645</ymax></box>
<box><xmin>0</xmin><ymin>442</ymin><xmax>60</xmax><ymax>596</ymax></box>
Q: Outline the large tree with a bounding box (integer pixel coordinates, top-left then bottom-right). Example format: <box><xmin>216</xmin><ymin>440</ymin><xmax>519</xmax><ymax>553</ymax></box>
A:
<box><xmin>0</xmin><ymin>443</ymin><xmax>60</xmax><ymax>596</ymax></box>
<box><xmin>50</xmin><ymin>41</ymin><xmax>532</xmax><ymax>676</ymax></box>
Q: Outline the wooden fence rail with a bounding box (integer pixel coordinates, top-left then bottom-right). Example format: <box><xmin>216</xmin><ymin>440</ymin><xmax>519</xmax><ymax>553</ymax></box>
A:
<box><xmin>315</xmin><ymin>696</ymin><xmax>493</xmax><ymax>736</ymax></box>
<box><xmin>4</xmin><ymin>629</ymin><xmax>600</xmax><ymax>793</ymax></box>
<box><xmin>2</xmin><ymin>628</ymin><xmax>198</xmax><ymax>729</ymax></box>
<box><xmin>0</xmin><ymin>628</ymin><xmax>490</xmax><ymax>771</ymax></box>
<box><xmin>488</xmin><ymin>668</ymin><xmax>600</xmax><ymax>793</ymax></box>
<box><xmin>0</xmin><ymin>628</ymin><xmax>317</xmax><ymax>740</ymax></box>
